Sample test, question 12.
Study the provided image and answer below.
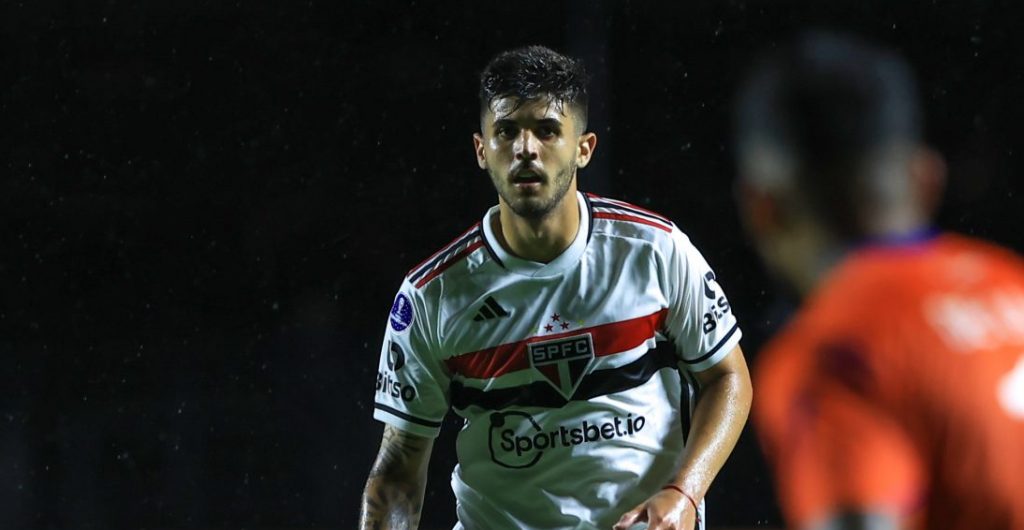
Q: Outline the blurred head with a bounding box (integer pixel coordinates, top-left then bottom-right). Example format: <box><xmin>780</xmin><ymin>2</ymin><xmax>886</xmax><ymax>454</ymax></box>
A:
<box><xmin>734</xmin><ymin>31</ymin><xmax>946</xmax><ymax>291</ymax></box>
<box><xmin>473</xmin><ymin>46</ymin><xmax>597</xmax><ymax>219</ymax></box>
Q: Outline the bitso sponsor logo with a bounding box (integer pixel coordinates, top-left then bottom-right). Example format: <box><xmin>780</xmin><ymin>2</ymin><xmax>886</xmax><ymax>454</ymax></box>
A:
<box><xmin>377</xmin><ymin>341</ymin><xmax>416</xmax><ymax>402</ymax></box>
<box><xmin>376</xmin><ymin>372</ymin><xmax>416</xmax><ymax>402</ymax></box>
<box><xmin>386</xmin><ymin>340</ymin><xmax>406</xmax><ymax>371</ymax></box>
<box><xmin>487</xmin><ymin>410</ymin><xmax>646</xmax><ymax>469</ymax></box>
<box><xmin>701</xmin><ymin>271</ymin><xmax>731</xmax><ymax>333</ymax></box>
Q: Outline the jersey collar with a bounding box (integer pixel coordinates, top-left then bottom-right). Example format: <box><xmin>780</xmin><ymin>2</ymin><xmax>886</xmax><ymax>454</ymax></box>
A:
<box><xmin>855</xmin><ymin>226</ymin><xmax>940</xmax><ymax>250</ymax></box>
<box><xmin>481</xmin><ymin>191</ymin><xmax>591</xmax><ymax>278</ymax></box>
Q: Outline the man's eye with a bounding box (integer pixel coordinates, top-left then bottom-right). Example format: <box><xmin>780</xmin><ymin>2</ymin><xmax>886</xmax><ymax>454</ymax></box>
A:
<box><xmin>537</xmin><ymin>127</ymin><xmax>557</xmax><ymax>138</ymax></box>
<box><xmin>497</xmin><ymin>127</ymin><xmax>516</xmax><ymax>138</ymax></box>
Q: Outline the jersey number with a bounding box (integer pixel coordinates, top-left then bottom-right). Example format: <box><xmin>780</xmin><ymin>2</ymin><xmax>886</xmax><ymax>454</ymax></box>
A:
<box><xmin>999</xmin><ymin>354</ymin><xmax>1024</xmax><ymax>420</ymax></box>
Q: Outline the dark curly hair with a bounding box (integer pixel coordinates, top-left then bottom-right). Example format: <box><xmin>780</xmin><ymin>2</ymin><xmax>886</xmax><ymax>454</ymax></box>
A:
<box><xmin>479</xmin><ymin>46</ymin><xmax>589</xmax><ymax>131</ymax></box>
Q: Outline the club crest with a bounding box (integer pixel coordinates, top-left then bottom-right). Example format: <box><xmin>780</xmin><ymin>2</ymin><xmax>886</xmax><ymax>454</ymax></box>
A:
<box><xmin>528</xmin><ymin>333</ymin><xmax>595</xmax><ymax>399</ymax></box>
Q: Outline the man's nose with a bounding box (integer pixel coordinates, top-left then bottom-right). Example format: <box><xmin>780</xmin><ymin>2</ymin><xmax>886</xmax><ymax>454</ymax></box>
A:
<box><xmin>514</xmin><ymin>130</ymin><xmax>540</xmax><ymax>161</ymax></box>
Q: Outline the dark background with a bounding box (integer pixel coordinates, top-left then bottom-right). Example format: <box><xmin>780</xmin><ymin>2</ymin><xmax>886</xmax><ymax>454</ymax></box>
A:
<box><xmin>4</xmin><ymin>1</ymin><xmax>1022</xmax><ymax>528</ymax></box>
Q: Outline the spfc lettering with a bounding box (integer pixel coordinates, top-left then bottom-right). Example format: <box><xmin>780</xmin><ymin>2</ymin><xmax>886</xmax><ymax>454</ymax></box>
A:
<box><xmin>528</xmin><ymin>333</ymin><xmax>595</xmax><ymax>399</ymax></box>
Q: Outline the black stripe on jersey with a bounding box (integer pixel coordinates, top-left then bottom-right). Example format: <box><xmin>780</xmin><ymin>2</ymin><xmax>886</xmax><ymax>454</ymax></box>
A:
<box><xmin>448</xmin><ymin>345</ymin><xmax>678</xmax><ymax>411</ymax></box>
<box><xmin>582</xmin><ymin>192</ymin><xmax>595</xmax><ymax>243</ymax></box>
<box><xmin>681</xmin><ymin>323</ymin><xmax>739</xmax><ymax>365</ymax></box>
<box><xmin>410</xmin><ymin>228</ymin><xmax>481</xmax><ymax>283</ymax></box>
<box><xmin>374</xmin><ymin>403</ymin><xmax>443</xmax><ymax>428</ymax></box>
<box><xmin>590</xmin><ymin>199</ymin><xmax>673</xmax><ymax>226</ymax></box>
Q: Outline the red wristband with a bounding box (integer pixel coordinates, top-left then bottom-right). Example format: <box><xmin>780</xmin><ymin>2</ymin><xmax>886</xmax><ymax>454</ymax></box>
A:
<box><xmin>661</xmin><ymin>484</ymin><xmax>699</xmax><ymax>513</ymax></box>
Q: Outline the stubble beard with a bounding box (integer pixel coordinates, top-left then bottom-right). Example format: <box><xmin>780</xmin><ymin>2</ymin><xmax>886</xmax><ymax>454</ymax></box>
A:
<box><xmin>491</xmin><ymin>163</ymin><xmax>577</xmax><ymax>220</ymax></box>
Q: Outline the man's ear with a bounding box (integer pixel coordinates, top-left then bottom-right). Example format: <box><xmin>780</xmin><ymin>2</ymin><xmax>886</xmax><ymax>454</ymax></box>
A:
<box><xmin>473</xmin><ymin>133</ymin><xmax>487</xmax><ymax>170</ymax></box>
<box><xmin>735</xmin><ymin>180</ymin><xmax>787</xmax><ymax>239</ymax></box>
<box><xmin>576</xmin><ymin>132</ymin><xmax>598</xmax><ymax>168</ymax></box>
<box><xmin>910</xmin><ymin>145</ymin><xmax>947</xmax><ymax>220</ymax></box>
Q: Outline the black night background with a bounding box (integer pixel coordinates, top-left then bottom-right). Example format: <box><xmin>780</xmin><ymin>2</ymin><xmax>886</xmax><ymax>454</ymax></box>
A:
<box><xmin>3</xmin><ymin>1</ymin><xmax>1022</xmax><ymax>528</ymax></box>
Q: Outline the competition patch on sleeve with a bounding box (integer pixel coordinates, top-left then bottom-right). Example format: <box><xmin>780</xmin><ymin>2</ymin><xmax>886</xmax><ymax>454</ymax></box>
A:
<box><xmin>389</xmin><ymin>293</ymin><xmax>414</xmax><ymax>332</ymax></box>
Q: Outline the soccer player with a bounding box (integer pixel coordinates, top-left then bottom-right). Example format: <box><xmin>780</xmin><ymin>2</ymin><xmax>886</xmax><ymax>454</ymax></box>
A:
<box><xmin>359</xmin><ymin>46</ymin><xmax>752</xmax><ymax>530</ymax></box>
<box><xmin>734</xmin><ymin>32</ymin><xmax>1024</xmax><ymax>530</ymax></box>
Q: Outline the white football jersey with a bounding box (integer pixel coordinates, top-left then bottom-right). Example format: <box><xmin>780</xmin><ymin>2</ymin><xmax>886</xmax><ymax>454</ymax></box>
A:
<box><xmin>373</xmin><ymin>192</ymin><xmax>741</xmax><ymax>530</ymax></box>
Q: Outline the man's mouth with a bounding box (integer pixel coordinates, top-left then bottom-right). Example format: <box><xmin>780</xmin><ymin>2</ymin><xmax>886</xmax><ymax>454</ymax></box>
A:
<box><xmin>511</xmin><ymin>170</ymin><xmax>545</xmax><ymax>189</ymax></box>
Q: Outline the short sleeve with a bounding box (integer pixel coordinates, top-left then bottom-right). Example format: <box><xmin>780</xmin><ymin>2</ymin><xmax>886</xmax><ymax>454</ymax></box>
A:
<box><xmin>372</xmin><ymin>279</ymin><xmax>451</xmax><ymax>438</ymax></box>
<box><xmin>756</xmin><ymin>367</ymin><xmax>925</xmax><ymax>527</ymax></box>
<box><xmin>662</xmin><ymin>229</ymin><xmax>743</xmax><ymax>371</ymax></box>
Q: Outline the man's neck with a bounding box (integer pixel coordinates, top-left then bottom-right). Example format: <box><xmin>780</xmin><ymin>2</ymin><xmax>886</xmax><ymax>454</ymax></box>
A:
<box><xmin>776</xmin><ymin>219</ymin><xmax>843</xmax><ymax>298</ymax></box>
<box><xmin>795</xmin><ymin>219</ymin><xmax>933</xmax><ymax>297</ymax></box>
<box><xmin>493</xmin><ymin>189</ymin><xmax>580</xmax><ymax>264</ymax></box>
<box><xmin>798</xmin><ymin>240</ymin><xmax>847</xmax><ymax>297</ymax></box>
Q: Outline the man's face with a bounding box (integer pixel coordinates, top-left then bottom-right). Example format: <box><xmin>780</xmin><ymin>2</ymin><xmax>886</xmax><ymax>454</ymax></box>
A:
<box><xmin>474</xmin><ymin>97</ymin><xmax>594</xmax><ymax>219</ymax></box>
<box><xmin>736</xmin><ymin>142</ymin><xmax>820</xmax><ymax>291</ymax></box>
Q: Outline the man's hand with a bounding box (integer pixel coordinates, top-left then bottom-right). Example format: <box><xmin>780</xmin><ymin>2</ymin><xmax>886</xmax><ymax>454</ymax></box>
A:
<box><xmin>614</xmin><ymin>346</ymin><xmax>750</xmax><ymax>530</ymax></box>
<box><xmin>613</xmin><ymin>488</ymin><xmax>699</xmax><ymax>530</ymax></box>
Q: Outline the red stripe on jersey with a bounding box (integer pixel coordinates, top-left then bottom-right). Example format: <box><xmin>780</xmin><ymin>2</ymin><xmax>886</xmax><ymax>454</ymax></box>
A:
<box><xmin>414</xmin><ymin>240</ymin><xmax>484</xmax><ymax>288</ymax></box>
<box><xmin>593</xmin><ymin>212</ymin><xmax>672</xmax><ymax>232</ymax></box>
<box><xmin>587</xmin><ymin>193</ymin><xmax>672</xmax><ymax>224</ymax></box>
<box><xmin>409</xmin><ymin>223</ymin><xmax>481</xmax><ymax>277</ymax></box>
<box><xmin>446</xmin><ymin>308</ymin><xmax>668</xmax><ymax>379</ymax></box>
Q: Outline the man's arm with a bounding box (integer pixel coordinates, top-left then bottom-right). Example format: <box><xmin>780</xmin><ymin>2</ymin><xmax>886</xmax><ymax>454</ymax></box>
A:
<box><xmin>672</xmin><ymin>345</ymin><xmax>753</xmax><ymax>505</ymax></box>
<box><xmin>755</xmin><ymin>354</ymin><xmax>921</xmax><ymax>530</ymax></box>
<box><xmin>615</xmin><ymin>346</ymin><xmax>752</xmax><ymax>530</ymax></box>
<box><xmin>359</xmin><ymin>425</ymin><xmax>434</xmax><ymax>530</ymax></box>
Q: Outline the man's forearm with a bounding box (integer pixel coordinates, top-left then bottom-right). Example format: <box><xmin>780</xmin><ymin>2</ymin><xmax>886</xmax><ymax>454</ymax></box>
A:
<box><xmin>359</xmin><ymin>425</ymin><xmax>432</xmax><ymax>530</ymax></box>
<box><xmin>672</xmin><ymin>350</ymin><xmax>753</xmax><ymax>500</ymax></box>
<box><xmin>359</xmin><ymin>475</ymin><xmax>426</xmax><ymax>530</ymax></box>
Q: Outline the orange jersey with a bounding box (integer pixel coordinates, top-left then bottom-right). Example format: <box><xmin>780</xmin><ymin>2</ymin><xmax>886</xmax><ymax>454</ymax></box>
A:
<box><xmin>755</xmin><ymin>233</ymin><xmax>1024</xmax><ymax>530</ymax></box>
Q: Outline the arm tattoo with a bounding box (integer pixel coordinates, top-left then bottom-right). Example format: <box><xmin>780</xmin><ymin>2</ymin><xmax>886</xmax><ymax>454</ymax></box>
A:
<box><xmin>359</xmin><ymin>426</ymin><xmax>432</xmax><ymax>530</ymax></box>
<box><xmin>368</xmin><ymin>426</ymin><xmax>431</xmax><ymax>479</ymax></box>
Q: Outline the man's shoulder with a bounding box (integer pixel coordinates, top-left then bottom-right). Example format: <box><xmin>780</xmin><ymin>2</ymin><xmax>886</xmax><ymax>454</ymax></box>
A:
<box><xmin>585</xmin><ymin>193</ymin><xmax>684</xmax><ymax>252</ymax></box>
<box><xmin>936</xmin><ymin>233</ymin><xmax>1024</xmax><ymax>284</ymax></box>
<box><xmin>404</xmin><ymin>221</ymin><xmax>490</xmax><ymax>291</ymax></box>
<box><xmin>755</xmin><ymin>263</ymin><xmax>916</xmax><ymax>418</ymax></box>
<box><xmin>586</xmin><ymin>193</ymin><xmax>676</xmax><ymax>235</ymax></box>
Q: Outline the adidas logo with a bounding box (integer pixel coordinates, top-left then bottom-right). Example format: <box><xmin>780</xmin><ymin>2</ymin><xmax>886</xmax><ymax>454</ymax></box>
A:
<box><xmin>473</xmin><ymin>296</ymin><xmax>510</xmax><ymax>321</ymax></box>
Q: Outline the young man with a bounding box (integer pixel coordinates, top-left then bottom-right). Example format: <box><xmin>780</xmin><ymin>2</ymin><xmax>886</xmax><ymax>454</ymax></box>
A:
<box><xmin>734</xmin><ymin>32</ymin><xmax>1024</xmax><ymax>530</ymax></box>
<box><xmin>359</xmin><ymin>46</ymin><xmax>752</xmax><ymax>530</ymax></box>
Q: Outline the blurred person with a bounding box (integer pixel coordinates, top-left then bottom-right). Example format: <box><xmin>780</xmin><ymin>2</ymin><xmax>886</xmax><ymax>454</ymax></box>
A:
<box><xmin>358</xmin><ymin>46</ymin><xmax>752</xmax><ymax>530</ymax></box>
<box><xmin>734</xmin><ymin>31</ymin><xmax>1024</xmax><ymax>530</ymax></box>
